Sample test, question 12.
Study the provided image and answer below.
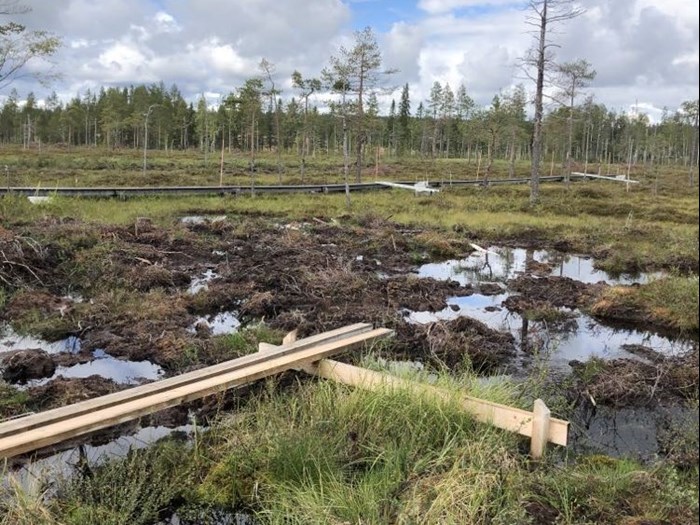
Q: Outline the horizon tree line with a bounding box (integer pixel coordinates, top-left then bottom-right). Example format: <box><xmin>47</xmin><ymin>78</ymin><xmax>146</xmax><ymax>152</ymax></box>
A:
<box><xmin>2</xmin><ymin>11</ymin><xmax>698</xmax><ymax>189</ymax></box>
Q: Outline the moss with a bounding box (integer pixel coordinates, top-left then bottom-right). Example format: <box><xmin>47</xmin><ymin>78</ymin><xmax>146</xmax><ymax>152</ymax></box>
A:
<box><xmin>0</xmin><ymin>382</ymin><xmax>31</xmax><ymax>419</ymax></box>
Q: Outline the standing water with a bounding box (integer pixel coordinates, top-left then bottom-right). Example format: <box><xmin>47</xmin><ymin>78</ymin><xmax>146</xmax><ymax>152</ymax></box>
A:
<box><xmin>411</xmin><ymin>246</ymin><xmax>697</xmax><ymax>461</ymax></box>
<box><xmin>411</xmin><ymin>247</ymin><xmax>687</xmax><ymax>369</ymax></box>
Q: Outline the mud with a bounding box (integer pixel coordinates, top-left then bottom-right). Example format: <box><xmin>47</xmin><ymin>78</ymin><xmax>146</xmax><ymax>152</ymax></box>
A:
<box><xmin>391</xmin><ymin>316</ymin><xmax>517</xmax><ymax>373</ymax></box>
<box><xmin>1</xmin><ymin>212</ymin><xmax>697</xmax><ymax>428</ymax></box>
<box><xmin>570</xmin><ymin>349</ymin><xmax>699</xmax><ymax>407</ymax></box>
<box><xmin>26</xmin><ymin>376</ymin><xmax>125</xmax><ymax>411</ymax></box>
<box><xmin>1</xmin><ymin>348</ymin><xmax>56</xmax><ymax>383</ymax></box>
<box><xmin>506</xmin><ymin>275</ymin><xmax>604</xmax><ymax>311</ymax></box>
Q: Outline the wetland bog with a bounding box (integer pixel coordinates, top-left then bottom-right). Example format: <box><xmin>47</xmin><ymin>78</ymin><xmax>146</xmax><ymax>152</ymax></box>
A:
<box><xmin>0</xmin><ymin>151</ymin><xmax>698</xmax><ymax>524</ymax></box>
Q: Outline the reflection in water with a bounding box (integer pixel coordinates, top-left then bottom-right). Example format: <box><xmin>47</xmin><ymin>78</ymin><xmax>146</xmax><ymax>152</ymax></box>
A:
<box><xmin>418</xmin><ymin>246</ymin><xmax>660</xmax><ymax>286</ymax></box>
<box><xmin>187</xmin><ymin>269</ymin><xmax>218</xmax><ymax>295</ymax></box>
<box><xmin>406</xmin><ymin>294</ymin><xmax>691</xmax><ymax>371</ymax></box>
<box><xmin>25</xmin><ymin>350</ymin><xmax>164</xmax><ymax>387</ymax></box>
<box><xmin>413</xmin><ymin>246</ymin><xmax>686</xmax><ymax>371</ymax></box>
<box><xmin>6</xmin><ymin>425</ymin><xmax>198</xmax><ymax>483</ymax></box>
<box><xmin>411</xmin><ymin>247</ymin><xmax>696</xmax><ymax>461</ymax></box>
<box><xmin>0</xmin><ymin>329</ymin><xmax>82</xmax><ymax>355</ymax></box>
<box><xmin>570</xmin><ymin>403</ymin><xmax>699</xmax><ymax>461</ymax></box>
<box><xmin>188</xmin><ymin>312</ymin><xmax>241</xmax><ymax>336</ymax></box>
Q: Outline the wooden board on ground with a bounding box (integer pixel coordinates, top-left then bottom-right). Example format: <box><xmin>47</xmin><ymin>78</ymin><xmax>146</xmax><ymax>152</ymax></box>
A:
<box><xmin>571</xmin><ymin>172</ymin><xmax>639</xmax><ymax>183</ymax></box>
<box><xmin>0</xmin><ymin>323</ymin><xmax>374</xmax><ymax>439</ymax></box>
<box><xmin>0</xmin><ymin>325</ymin><xmax>392</xmax><ymax>458</ymax></box>
<box><xmin>305</xmin><ymin>359</ymin><xmax>568</xmax><ymax>452</ymax></box>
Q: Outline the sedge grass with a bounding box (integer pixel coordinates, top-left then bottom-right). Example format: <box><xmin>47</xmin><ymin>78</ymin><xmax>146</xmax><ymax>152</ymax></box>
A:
<box><xmin>1</xmin><ymin>359</ymin><xmax>697</xmax><ymax>524</ymax></box>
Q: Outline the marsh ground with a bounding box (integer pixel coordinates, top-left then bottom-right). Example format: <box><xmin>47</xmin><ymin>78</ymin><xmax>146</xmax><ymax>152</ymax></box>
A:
<box><xmin>1</xmin><ymin>148</ymin><xmax>698</xmax><ymax>524</ymax></box>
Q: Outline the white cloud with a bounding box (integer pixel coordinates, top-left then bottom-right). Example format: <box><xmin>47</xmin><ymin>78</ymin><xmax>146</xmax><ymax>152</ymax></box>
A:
<box><xmin>154</xmin><ymin>11</ymin><xmax>181</xmax><ymax>34</ymax></box>
<box><xmin>201</xmin><ymin>39</ymin><xmax>255</xmax><ymax>76</ymax></box>
<box><xmin>418</xmin><ymin>0</ymin><xmax>523</xmax><ymax>14</ymax></box>
<box><xmin>3</xmin><ymin>0</ymin><xmax>697</xmax><ymax>118</ymax></box>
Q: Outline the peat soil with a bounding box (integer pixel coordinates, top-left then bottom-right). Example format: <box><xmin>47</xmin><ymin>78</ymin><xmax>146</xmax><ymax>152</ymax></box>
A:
<box><xmin>1</xmin><ymin>213</ymin><xmax>697</xmax><ymax>463</ymax></box>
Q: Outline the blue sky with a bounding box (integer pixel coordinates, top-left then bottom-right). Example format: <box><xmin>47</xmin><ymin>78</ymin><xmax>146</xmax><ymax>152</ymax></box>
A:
<box><xmin>349</xmin><ymin>0</ymin><xmax>423</xmax><ymax>32</ymax></box>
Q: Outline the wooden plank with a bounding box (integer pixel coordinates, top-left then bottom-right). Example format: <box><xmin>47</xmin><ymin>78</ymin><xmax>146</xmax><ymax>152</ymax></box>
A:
<box><xmin>571</xmin><ymin>172</ymin><xmax>639</xmax><ymax>183</ymax></box>
<box><xmin>306</xmin><ymin>359</ymin><xmax>567</xmax><ymax>446</ymax></box>
<box><xmin>376</xmin><ymin>181</ymin><xmax>440</xmax><ymax>194</ymax></box>
<box><xmin>0</xmin><ymin>328</ymin><xmax>393</xmax><ymax>458</ymax></box>
<box><xmin>0</xmin><ymin>323</ymin><xmax>373</xmax><ymax>439</ymax></box>
<box><xmin>469</xmin><ymin>243</ymin><xmax>499</xmax><ymax>256</ymax></box>
<box><xmin>530</xmin><ymin>399</ymin><xmax>551</xmax><ymax>459</ymax></box>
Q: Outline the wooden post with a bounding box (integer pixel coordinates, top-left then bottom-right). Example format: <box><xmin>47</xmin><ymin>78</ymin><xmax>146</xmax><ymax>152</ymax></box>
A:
<box><xmin>375</xmin><ymin>146</ymin><xmax>379</xmax><ymax>180</ymax></box>
<box><xmin>530</xmin><ymin>398</ymin><xmax>551</xmax><ymax>460</ymax></box>
<box><xmin>283</xmin><ymin>330</ymin><xmax>298</xmax><ymax>346</ymax></box>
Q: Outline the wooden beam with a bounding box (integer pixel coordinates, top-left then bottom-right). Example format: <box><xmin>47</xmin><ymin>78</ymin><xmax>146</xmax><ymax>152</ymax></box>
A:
<box><xmin>0</xmin><ymin>328</ymin><xmax>393</xmax><ymax>458</ymax></box>
<box><xmin>0</xmin><ymin>323</ymin><xmax>374</xmax><ymax>440</ymax></box>
<box><xmin>530</xmin><ymin>399</ymin><xmax>551</xmax><ymax>459</ymax></box>
<box><xmin>305</xmin><ymin>359</ymin><xmax>567</xmax><ymax>447</ymax></box>
<box><xmin>571</xmin><ymin>172</ymin><xmax>639</xmax><ymax>183</ymax></box>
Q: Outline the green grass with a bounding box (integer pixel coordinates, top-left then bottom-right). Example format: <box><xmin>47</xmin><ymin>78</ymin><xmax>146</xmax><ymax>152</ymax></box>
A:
<box><xmin>56</xmin><ymin>442</ymin><xmax>194</xmax><ymax>525</ymax></box>
<box><xmin>1</xmin><ymin>361</ymin><xmax>696</xmax><ymax>524</ymax></box>
<box><xmin>591</xmin><ymin>274</ymin><xmax>700</xmax><ymax>333</ymax></box>
<box><xmin>3</xmin><ymin>177</ymin><xmax>695</xmax><ymax>275</ymax></box>
<box><xmin>192</xmin><ymin>366</ymin><xmax>527</xmax><ymax>523</ymax></box>
<box><xmin>1</xmin><ymin>148</ymin><xmax>698</xmax><ymax>524</ymax></box>
<box><xmin>0</xmin><ymin>381</ymin><xmax>31</xmax><ymax>420</ymax></box>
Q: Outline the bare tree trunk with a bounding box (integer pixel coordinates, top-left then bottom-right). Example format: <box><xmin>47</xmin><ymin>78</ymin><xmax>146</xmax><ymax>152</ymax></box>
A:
<box><xmin>485</xmin><ymin>132</ymin><xmax>496</xmax><ymax>185</ymax></box>
<box><xmin>301</xmin><ymin>97</ymin><xmax>308</xmax><ymax>183</ymax></box>
<box><xmin>529</xmin><ymin>0</ymin><xmax>547</xmax><ymax>204</ymax></box>
<box><xmin>250</xmin><ymin>116</ymin><xmax>256</xmax><ymax>198</ymax></box>
<box><xmin>343</xmin><ymin>112</ymin><xmax>350</xmax><ymax>207</ymax></box>
<box><xmin>508</xmin><ymin>128</ymin><xmax>517</xmax><ymax>178</ymax></box>
<box><xmin>565</xmin><ymin>91</ymin><xmax>574</xmax><ymax>187</ymax></box>
<box><xmin>690</xmin><ymin>111</ymin><xmax>699</xmax><ymax>188</ymax></box>
<box><xmin>219</xmin><ymin>130</ymin><xmax>225</xmax><ymax>187</ymax></box>
<box><xmin>355</xmin><ymin>69</ymin><xmax>365</xmax><ymax>183</ymax></box>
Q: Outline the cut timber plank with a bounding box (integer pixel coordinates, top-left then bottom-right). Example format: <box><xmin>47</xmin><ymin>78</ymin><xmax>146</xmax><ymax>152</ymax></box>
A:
<box><xmin>0</xmin><ymin>323</ymin><xmax>374</xmax><ymax>439</ymax></box>
<box><xmin>377</xmin><ymin>181</ymin><xmax>440</xmax><ymax>194</ymax></box>
<box><xmin>306</xmin><ymin>359</ymin><xmax>567</xmax><ymax>447</ymax></box>
<box><xmin>530</xmin><ymin>399</ymin><xmax>551</xmax><ymax>459</ymax></box>
<box><xmin>0</xmin><ymin>328</ymin><xmax>393</xmax><ymax>458</ymax></box>
<box><xmin>469</xmin><ymin>243</ymin><xmax>499</xmax><ymax>256</ymax></box>
<box><xmin>571</xmin><ymin>172</ymin><xmax>639</xmax><ymax>183</ymax></box>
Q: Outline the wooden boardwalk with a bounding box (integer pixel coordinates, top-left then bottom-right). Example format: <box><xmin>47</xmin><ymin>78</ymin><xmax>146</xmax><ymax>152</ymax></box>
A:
<box><xmin>1</xmin><ymin>175</ymin><xmax>577</xmax><ymax>199</ymax></box>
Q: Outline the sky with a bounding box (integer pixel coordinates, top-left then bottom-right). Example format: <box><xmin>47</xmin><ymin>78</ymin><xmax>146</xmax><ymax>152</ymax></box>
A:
<box><xmin>3</xmin><ymin>0</ymin><xmax>699</xmax><ymax>120</ymax></box>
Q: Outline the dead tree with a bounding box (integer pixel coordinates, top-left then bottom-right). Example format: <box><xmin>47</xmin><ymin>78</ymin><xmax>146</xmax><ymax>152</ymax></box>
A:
<box><xmin>523</xmin><ymin>0</ymin><xmax>583</xmax><ymax>204</ymax></box>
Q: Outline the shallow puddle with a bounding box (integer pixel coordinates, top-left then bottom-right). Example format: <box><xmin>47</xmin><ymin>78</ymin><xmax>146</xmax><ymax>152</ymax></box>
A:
<box><xmin>0</xmin><ymin>328</ymin><xmax>81</xmax><ymax>355</ymax></box>
<box><xmin>412</xmin><ymin>246</ymin><xmax>687</xmax><ymax>370</ymax></box>
<box><xmin>413</xmin><ymin>247</ymin><xmax>697</xmax><ymax>462</ymax></box>
<box><xmin>418</xmin><ymin>246</ymin><xmax>659</xmax><ymax>286</ymax></box>
<box><xmin>26</xmin><ymin>349</ymin><xmax>164</xmax><ymax>387</ymax></box>
<box><xmin>188</xmin><ymin>269</ymin><xmax>218</xmax><ymax>294</ymax></box>
<box><xmin>4</xmin><ymin>424</ymin><xmax>198</xmax><ymax>481</ymax></box>
<box><xmin>569</xmin><ymin>403</ymin><xmax>699</xmax><ymax>462</ymax></box>
<box><xmin>189</xmin><ymin>312</ymin><xmax>241</xmax><ymax>335</ymax></box>
<box><xmin>406</xmin><ymin>295</ymin><xmax>692</xmax><ymax>370</ymax></box>
<box><xmin>180</xmin><ymin>215</ymin><xmax>227</xmax><ymax>225</ymax></box>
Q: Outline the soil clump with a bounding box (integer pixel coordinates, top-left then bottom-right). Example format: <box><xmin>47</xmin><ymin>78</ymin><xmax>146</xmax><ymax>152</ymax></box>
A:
<box><xmin>1</xmin><ymin>348</ymin><xmax>56</xmax><ymax>383</ymax></box>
